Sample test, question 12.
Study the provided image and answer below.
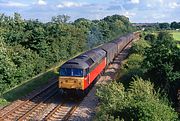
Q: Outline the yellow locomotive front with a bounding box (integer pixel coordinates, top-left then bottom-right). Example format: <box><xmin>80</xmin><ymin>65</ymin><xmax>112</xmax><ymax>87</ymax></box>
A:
<box><xmin>59</xmin><ymin>67</ymin><xmax>87</xmax><ymax>90</ymax></box>
<box><xmin>59</xmin><ymin>76</ymin><xmax>84</xmax><ymax>90</ymax></box>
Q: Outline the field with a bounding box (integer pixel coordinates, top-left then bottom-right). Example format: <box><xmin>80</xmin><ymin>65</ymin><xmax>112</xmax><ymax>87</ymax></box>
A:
<box><xmin>171</xmin><ymin>31</ymin><xmax>180</xmax><ymax>41</ymax></box>
<box><xmin>170</xmin><ymin>31</ymin><xmax>180</xmax><ymax>48</ymax></box>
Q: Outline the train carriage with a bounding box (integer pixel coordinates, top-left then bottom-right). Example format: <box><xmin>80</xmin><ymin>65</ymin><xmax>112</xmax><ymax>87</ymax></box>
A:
<box><xmin>98</xmin><ymin>43</ymin><xmax>117</xmax><ymax>65</ymax></box>
<box><xmin>113</xmin><ymin>36</ymin><xmax>127</xmax><ymax>53</ymax></box>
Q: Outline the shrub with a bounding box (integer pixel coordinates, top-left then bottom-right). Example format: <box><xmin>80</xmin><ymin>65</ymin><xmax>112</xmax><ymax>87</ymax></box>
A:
<box><xmin>119</xmin><ymin>54</ymin><xmax>144</xmax><ymax>87</ymax></box>
<box><xmin>123</xmin><ymin>54</ymin><xmax>144</xmax><ymax>70</ymax></box>
<box><xmin>144</xmin><ymin>33</ymin><xmax>156</xmax><ymax>42</ymax></box>
<box><xmin>130</xmin><ymin>39</ymin><xmax>150</xmax><ymax>55</ymax></box>
<box><xmin>95</xmin><ymin>77</ymin><xmax>178</xmax><ymax>121</ymax></box>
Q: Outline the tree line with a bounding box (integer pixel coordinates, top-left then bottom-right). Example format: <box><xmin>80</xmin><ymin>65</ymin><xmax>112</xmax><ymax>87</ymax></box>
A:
<box><xmin>136</xmin><ymin>21</ymin><xmax>180</xmax><ymax>31</ymax></box>
<box><xmin>0</xmin><ymin>13</ymin><xmax>135</xmax><ymax>94</ymax></box>
<box><xmin>159</xmin><ymin>22</ymin><xmax>180</xmax><ymax>30</ymax></box>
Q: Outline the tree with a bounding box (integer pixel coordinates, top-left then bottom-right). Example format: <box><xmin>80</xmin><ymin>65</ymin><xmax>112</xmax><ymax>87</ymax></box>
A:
<box><xmin>87</xmin><ymin>25</ymin><xmax>103</xmax><ymax>48</ymax></box>
<box><xmin>0</xmin><ymin>38</ymin><xmax>16</xmax><ymax>93</ymax></box>
<box><xmin>170</xmin><ymin>21</ymin><xmax>180</xmax><ymax>29</ymax></box>
<box><xmin>51</xmin><ymin>15</ymin><xmax>70</xmax><ymax>23</ymax></box>
<box><xmin>143</xmin><ymin>32</ymin><xmax>180</xmax><ymax>96</ymax></box>
<box><xmin>144</xmin><ymin>33</ymin><xmax>156</xmax><ymax>42</ymax></box>
<box><xmin>159</xmin><ymin>23</ymin><xmax>170</xmax><ymax>30</ymax></box>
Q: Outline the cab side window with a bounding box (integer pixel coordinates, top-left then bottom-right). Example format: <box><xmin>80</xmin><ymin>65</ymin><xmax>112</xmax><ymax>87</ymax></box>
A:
<box><xmin>84</xmin><ymin>68</ymin><xmax>89</xmax><ymax>76</ymax></box>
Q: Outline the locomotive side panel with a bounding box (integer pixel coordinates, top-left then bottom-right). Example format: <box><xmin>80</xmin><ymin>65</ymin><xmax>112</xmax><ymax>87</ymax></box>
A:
<box><xmin>83</xmin><ymin>57</ymin><xmax>106</xmax><ymax>90</ymax></box>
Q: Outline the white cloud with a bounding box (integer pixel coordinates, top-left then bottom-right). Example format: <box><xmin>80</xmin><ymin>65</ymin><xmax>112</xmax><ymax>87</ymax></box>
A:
<box><xmin>130</xmin><ymin>0</ymin><xmax>139</xmax><ymax>4</ymax></box>
<box><xmin>57</xmin><ymin>1</ymin><xmax>86</xmax><ymax>8</ymax></box>
<box><xmin>152</xmin><ymin>14</ymin><xmax>166</xmax><ymax>19</ymax></box>
<box><xmin>169</xmin><ymin>2</ymin><xmax>180</xmax><ymax>9</ymax></box>
<box><xmin>123</xmin><ymin>11</ymin><xmax>136</xmax><ymax>17</ymax></box>
<box><xmin>37</xmin><ymin>0</ymin><xmax>47</xmax><ymax>5</ymax></box>
<box><xmin>0</xmin><ymin>1</ymin><xmax>29</xmax><ymax>7</ymax></box>
<box><xmin>147</xmin><ymin>3</ymin><xmax>152</xmax><ymax>7</ymax></box>
<box><xmin>159</xmin><ymin>0</ymin><xmax>163</xmax><ymax>4</ymax></box>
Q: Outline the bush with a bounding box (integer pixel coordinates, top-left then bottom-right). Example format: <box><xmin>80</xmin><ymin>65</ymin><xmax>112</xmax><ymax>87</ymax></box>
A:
<box><xmin>119</xmin><ymin>54</ymin><xmax>144</xmax><ymax>87</ymax></box>
<box><xmin>130</xmin><ymin>39</ymin><xmax>150</xmax><ymax>55</ymax></box>
<box><xmin>95</xmin><ymin>77</ymin><xmax>178</xmax><ymax>121</ymax></box>
<box><xmin>144</xmin><ymin>33</ymin><xmax>156</xmax><ymax>42</ymax></box>
<box><xmin>123</xmin><ymin>54</ymin><xmax>144</xmax><ymax>70</ymax></box>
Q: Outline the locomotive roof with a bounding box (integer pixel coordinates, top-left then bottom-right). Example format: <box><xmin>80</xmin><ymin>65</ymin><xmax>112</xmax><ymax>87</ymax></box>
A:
<box><xmin>61</xmin><ymin>58</ymin><xmax>89</xmax><ymax>69</ymax></box>
<box><xmin>60</xmin><ymin>48</ymin><xmax>106</xmax><ymax>69</ymax></box>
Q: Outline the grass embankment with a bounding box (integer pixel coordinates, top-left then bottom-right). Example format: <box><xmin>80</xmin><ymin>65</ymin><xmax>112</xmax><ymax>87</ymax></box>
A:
<box><xmin>0</xmin><ymin>69</ymin><xmax>58</xmax><ymax>106</ymax></box>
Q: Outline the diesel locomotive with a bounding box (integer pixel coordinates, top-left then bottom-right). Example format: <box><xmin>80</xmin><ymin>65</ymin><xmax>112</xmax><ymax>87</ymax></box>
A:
<box><xmin>58</xmin><ymin>32</ymin><xmax>140</xmax><ymax>95</ymax></box>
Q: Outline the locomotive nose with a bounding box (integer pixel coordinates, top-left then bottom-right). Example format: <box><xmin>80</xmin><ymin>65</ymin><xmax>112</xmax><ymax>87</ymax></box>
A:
<box><xmin>59</xmin><ymin>77</ymin><xmax>84</xmax><ymax>89</ymax></box>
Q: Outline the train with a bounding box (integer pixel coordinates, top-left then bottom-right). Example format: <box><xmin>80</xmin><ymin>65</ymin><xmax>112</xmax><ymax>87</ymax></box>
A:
<box><xmin>58</xmin><ymin>32</ymin><xmax>140</xmax><ymax>96</ymax></box>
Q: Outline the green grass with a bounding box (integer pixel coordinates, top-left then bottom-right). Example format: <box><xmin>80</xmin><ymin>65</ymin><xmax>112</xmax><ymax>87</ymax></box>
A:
<box><xmin>177</xmin><ymin>44</ymin><xmax>180</xmax><ymax>48</ymax></box>
<box><xmin>171</xmin><ymin>31</ymin><xmax>180</xmax><ymax>48</ymax></box>
<box><xmin>171</xmin><ymin>31</ymin><xmax>180</xmax><ymax>41</ymax></box>
<box><xmin>159</xmin><ymin>30</ymin><xmax>180</xmax><ymax>48</ymax></box>
<box><xmin>0</xmin><ymin>70</ymin><xmax>58</xmax><ymax>106</ymax></box>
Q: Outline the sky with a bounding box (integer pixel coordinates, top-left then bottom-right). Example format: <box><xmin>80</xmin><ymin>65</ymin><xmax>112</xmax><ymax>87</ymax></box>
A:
<box><xmin>0</xmin><ymin>0</ymin><xmax>179</xmax><ymax>23</ymax></box>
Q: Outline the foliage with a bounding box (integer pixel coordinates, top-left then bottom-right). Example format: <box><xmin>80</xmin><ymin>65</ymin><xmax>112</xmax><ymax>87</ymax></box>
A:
<box><xmin>51</xmin><ymin>15</ymin><xmax>70</xmax><ymax>23</ymax></box>
<box><xmin>143</xmin><ymin>32</ymin><xmax>180</xmax><ymax>88</ymax></box>
<box><xmin>0</xmin><ymin>38</ymin><xmax>17</xmax><ymax>94</ymax></box>
<box><xmin>96</xmin><ymin>77</ymin><xmax>178</xmax><ymax>121</ymax></box>
<box><xmin>137</xmin><ymin>21</ymin><xmax>180</xmax><ymax>32</ymax></box>
<box><xmin>119</xmin><ymin>54</ymin><xmax>144</xmax><ymax>87</ymax></box>
<box><xmin>170</xmin><ymin>22</ymin><xmax>180</xmax><ymax>30</ymax></box>
<box><xmin>159</xmin><ymin>23</ymin><xmax>170</xmax><ymax>30</ymax></box>
<box><xmin>130</xmin><ymin>39</ymin><xmax>151</xmax><ymax>55</ymax></box>
<box><xmin>144</xmin><ymin>33</ymin><xmax>156</xmax><ymax>42</ymax></box>
<box><xmin>123</xmin><ymin>54</ymin><xmax>144</xmax><ymax>71</ymax></box>
<box><xmin>142</xmin><ymin>32</ymin><xmax>180</xmax><ymax>104</ymax></box>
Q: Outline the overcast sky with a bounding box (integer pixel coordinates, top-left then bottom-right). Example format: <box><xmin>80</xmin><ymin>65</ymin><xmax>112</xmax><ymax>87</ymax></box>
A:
<box><xmin>0</xmin><ymin>0</ymin><xmax>179</xmax><ymax>23</ymax></box>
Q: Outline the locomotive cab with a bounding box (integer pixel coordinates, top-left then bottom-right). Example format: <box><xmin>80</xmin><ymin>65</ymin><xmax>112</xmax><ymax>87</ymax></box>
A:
<box><xmin>59</xmin><ymin>68</ymin><xmax>87</xmax><ymax>90</ymax></box>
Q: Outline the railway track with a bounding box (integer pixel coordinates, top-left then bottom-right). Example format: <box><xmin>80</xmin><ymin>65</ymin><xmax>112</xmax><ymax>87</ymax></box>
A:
<box><xmin>44</xmin><ymin>101</ymin><xmax>79</xmax><ymax>121</ymax></box>
<box><xmin>0</xmin><ymin>79</ymin><xmax>81</xmax><ymax>121</ymax></box>
<box><xmin>0</xmin><ymin>80</ymin><xmax>58</xmax><ymax>121</ymax></box>
<box><xmin>17</xmin><ymin>91</ymin><xmax>58</xmax><ymax>121</ymax></box>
